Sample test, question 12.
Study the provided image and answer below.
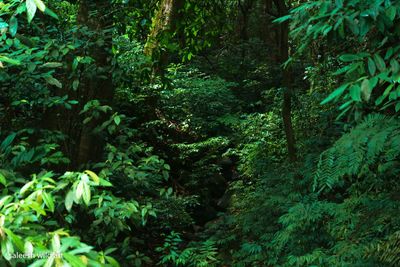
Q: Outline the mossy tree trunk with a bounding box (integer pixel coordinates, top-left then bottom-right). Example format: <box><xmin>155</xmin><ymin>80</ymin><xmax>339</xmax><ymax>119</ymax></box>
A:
<box><xmin>144</xmin><ymin>0</ymin><xmax>184</xmax><ymax>76</ymax></box>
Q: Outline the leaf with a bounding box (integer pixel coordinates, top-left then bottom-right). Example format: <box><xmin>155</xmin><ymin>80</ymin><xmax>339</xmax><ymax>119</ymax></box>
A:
<box><xmin>273</xmin><ymin>15</ymin><xmax>291</xmax><ymax>23</ymax></box>
<box><xmin>20</xmin><ymin>181</ymin><xmax>34</xmax><ymax>196</ymax></box>
<box><xmin>82</xmin><ymin>182</ymin><xmax>91</xmax><ymax>205</ymax></box>
<box><xmin>42</xmin><ymin>191</ymin><xmax>55</xmax><ymax>212</ymax></box>
<box><xmin>0</xmin><ymin>22</ymin><xmax>8</xmax><ymax>30</ymax></box>
<box><xmin>321</xmin><ymin>84</ymin><xmax>349</xmax><ymax>105</ymax></box>
<box><xmin>44</xmin><ymin>256</ymin><xmax>55</xmax><ymax>267</ymax></box>
<box><xmin>339</xmin><ymin>54</ymin><xmax>361</xmax><ymax>62</ymax></box>
<box><xmin>1</xmin><ymin>239</ymin><xmax>13</xmax><ymax>261</ymax></box>
<box><xmin>44</xmin><ymin>7</ymin><xmax>59</xmax><ymax>20</ymax></box>
<box><xmin>9</xmin><ymin>17</ymin><xmax>18</xmax><ymax>37</ymax></box>
<box><xmin>99</xmin><ymin>178</ymin><xmax>113</xmax><ymax>187</ymax></box>
<box><xmin>41</xmin><ymin>62</ymin><xmax>63</xmax><ymax>68</ymax></box>
<box><xmin>29</xmin><ymin>259</ymin><xmax>47</xmax><ymax>267</ymax></box>
<box><xmin>75</xmin><ymin>181</ymin><xmax>84</xmax><ymax>201</ymax></box>
<box><xmin>0</xmin><ymin>196</ymin><xmax>12</xmax><ymax>208</ymax></box>
<box><xmin>72</xmin><ymin>80</ymin><xmax>79</xmax><ymax>90</ymax></box>
<box><xmin>84</xmin><ymin>170</ymin><xmax>100</xmax><ymax>184</ymax></box>
<box><xmin>114</xmin><ymin>115</ymin><xmax>121</xmax><ymax>126</ymax></box>
<box><xmin>0</xmin><ymin>173</ymin><xmax>6</xmax><ymax>186</ymax></box>
<box><xmin>63</xmin><ymin>253</ymin><xmax>85</xmax><ymax>266</ymax></box>
<box><xmin>0</xmin><ymin>132</ymin><xmax>16</xmax><ymax>152</ymax></box>
<box><xmin>350</xmin><ymin>84</ymin><xmax>362</xmax><ymax>101</ymax></box>
<box><xmin>386</xmin><ymin>6</ymin><xmax>397</xmax><ymax>21</ymax></box>
<box><xmin>375</xmin><ymin>84</ymin><xmax>394</xmax><ymax>105</ymax></box>
<box><xmin>391</xmin><ymin>59</ymin><xmax>400</xmax><ymax>74</ymax></box>
<box><xmin>26</xmin><ymin>0</ymin><xmax>37</xmax><ymax>23</ymax></box>
<box><xmin>0</xmin><ymin>56</ymin><xmax>21</xmax><ymax>65</ymax></box>
<box><xmin>105</xmin><ymin>256</ymin><xmax>121</xmax><ymax>267</ymax></box>
<box><xmin>374</xmin><ymin>54</ymin><xmax>386</xmax><ymax>71</ymax></box>
<box><xmin>33</xmin><ymin>0</ymin><xmax>46</xmax><ymax>12</ymax></box>
<box><xmin>65</xmin><ymin>190</ymin><xmax>74</xmax><ymax>211</ymax></box>
<box><xmin>368</xmin><ymin>57</ymin><xmax>376</xmax><ymax>76</ymax></box>
<box><xmin>24</xmin><ymin>241</ymin><xmax>34</xmax><ymax>255</ymax></box>
<box><xmin>396</xmin><ymin>102</ymin><xmax>400</xmax><ymax>112</ymax></box>
<box><xmin>4</xmin><ymin>229</ymin><xmax>24</xmax><ymax>252</ymax></box>
<box><xmin>44</xmin><ymin>76</ymin><xmax>62</xmax><ymax>88</ymax></box>
<box><xmin>52</xmin><ymin>234</ymin><xmax>61</xmax><ymax>252</ymax></box>
<box><xmin>361</xmin><ymin>79</ymin><xmax>372</xmax><ymax>101</ymax></box>
<box><xmin>339</xmin><ymin>100</ymin><xmax>354</xmax><ymax>110</ymax></box>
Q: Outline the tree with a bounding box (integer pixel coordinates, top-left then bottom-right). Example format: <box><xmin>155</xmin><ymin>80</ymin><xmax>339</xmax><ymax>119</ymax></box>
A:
<box><xmin>144</xmin><ymin>0</ymin><xmax>184</xmax><ymax>75</ymax></box>
<box><xmin>267</xmin><ymin>0</ymin><xmax>297</xmax><ymax>161</ymax></box>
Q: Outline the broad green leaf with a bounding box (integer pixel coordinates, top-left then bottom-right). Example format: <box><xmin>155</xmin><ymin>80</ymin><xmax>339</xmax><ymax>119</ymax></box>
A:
<box><xmin>20</xmin><ymin>181</ymin><xmax>34</xmax><ymax>196</ymax></box>
<box><xmin>84</xmin><ymin>170</ymin><xmax>100</xmax><ymax>184</ymax></box>
<box><xmin>350</xmin><ymin>84</ymin><xmax>361</xmax><ymax>101</ymax></box>
<box><xmin>52</xmin><ymin>234</ymin><xmax>61</xmax><ymax>252</ymax></box>
<box><xmin>9</xmin><ymin>17</ymin><xmax>18</xmax><ymax>37</ymax></box>
<box><xmin>3</xmin><ymin>229</ymin><xmax>24</xmax><ymax>252</ymax></box>
<box><xmin>0</xmin><ymin>56</ymin><xmax>21</xmax><ymax>65</ymax></box>
<box><xmin>105</xmin><ymin>256</ymin><xmax>121</xmax><ymax>267</ymax></box>
<box><xmin>65</xmin><ymin>190</ymin><xmax>74</xmax><ymax>211</ymax></box>
<box><xmin>44</xmin><ymin>256</ymin><xmax>55</xmax><ymax>267</ymax></box>
<box><xmin>0</xmin><ymin>132</ymin><xmax>16</xmax><ymax>152</ymax></box>
<box><xmin>395</xmin><ymin>102</ymin><xmax>400</xmax><ymax>112</ymax></box>
<box><xmin>273</xmin><ymin>15</ymin><xmax>291</xmax><ymax>24</ymax></box>
<box><xmin>390</xmin><ymin>59</ymin><xmax>399</xmax><ymax>74</ymax></box>
<box><xmin>42</xmin><ymin>191</ymin><xmax>55</xmax><ymax>212</ymax></box>
<box><xmin>24</xmin><ymin>241</ymin><xmax>34</xmax><ymax>255</ymax></box>
<box><xmin>339</xmin><ymin>100</ymin><xmax>353</xmax><ymax>110</ymax></box>
<box><xmin>44</xmin><ymin>75</ymin><xmax>62</xmax><ymax>88</ymax></box>
<box><xmin>41</xmin><ymin>62</ymin><xmax>63</xmax><ymax>68</ymax></box>
<box><xmin>339</xmin><ymin>54</ymin><xmax>361</xmax><ymax>62</ymax></box>
<box><xmin>44</xmin><ymin>7</ymin><xmax>59</xmax><ymax>19</ymax></box>
<box><xmin>386</xmin><ymin>6</ymin><xmax>397</xmax><ymax>21</ymax></box>
<box><xmin>29</xmin><ymin>259</ymin><xmax>47</xmax><ymax>267</ymax></box>
<box><xmin>321</xmin><ymin>84</ymin><xmax>349</xmax><ymax>104</ymax></box>
<box><xmin>0</xmin><ymin>173</ymin><xmax>5</xmax><ymax>186</ymax></box>
<box><xmin>63</xmin><ymin>253</ymin><xmax>85</xmax><ymax>266</ymax></box>
<box><xmin>0</xmin><ymin>196</ymin><xmax>12</xmax><ymax>207</ymax></box>
<box><xmin>26</xmin><ymin>0</ymin><xmax>37</xmax><ymax>23</ymax></box>
<box><xmin>1</xmin><ymin>239</ymin><xmax>14</xmax><ymax>261</ymax></box>
<box><xmin>33</xmin><ymin>0</ymin><xmax>46</xmax><ymax>12</ymax></box>
<box><xmin>75</xmin><ymin>181</ymin><xmax>84</xmax><ymax>201</ymax></box>
<box><xmin>374</xmin><ymin>54</ymin><xmax>386</xmax><ymax>71</ymax></box>
<box><xmin>82</xmin><ymin>182</ymin><xmax>91</xmax><ymax>205</ymax></box>
<box><xmin>72</xmin><ymin>80</ymin><xmax>79</xmax><ymax>90</ymax></box>
<box><xmin>0</xmin><ymin>22</ymin><xmax>8</xmax><ymax>30</ymax></box>
<box><xmin>114</xmin><ymin>115</ymin><xmax>121</xmax><ymax>126</ymax></box>
<box><xmin>361</xmin><ymin>79</ymin><xmax>372</xmax><ymax>101</ymax></box>
<box><xmin>99</xmin><ymin>178</ymin><xmax>113</xmax><ymax>187</ymax></box>
<box><xmin>368</xmin><ymin>57</ymin><xmax>376</xmax><ymax>76</ymax></box>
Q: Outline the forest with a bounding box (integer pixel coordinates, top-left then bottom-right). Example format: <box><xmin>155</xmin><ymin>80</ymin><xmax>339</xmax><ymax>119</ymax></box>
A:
<box><xmin>1</xmin><ymin>0</ymin><xmax>400</xmax><ymax>266</ymax></box>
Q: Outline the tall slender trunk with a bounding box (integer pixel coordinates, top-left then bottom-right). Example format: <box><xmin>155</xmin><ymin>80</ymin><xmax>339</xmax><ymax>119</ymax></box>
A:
<box><xmin>76</xmin><ymin>0</ymin><xmax>114</xmax><ymax>165</ymax></box>
<box><xmin>274</xmin><ymin>0</ymin><xmax>297</xmax><ymax>162</ymax></box>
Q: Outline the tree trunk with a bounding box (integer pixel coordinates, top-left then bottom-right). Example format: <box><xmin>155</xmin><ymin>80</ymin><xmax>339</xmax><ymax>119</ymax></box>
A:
<box><xmin>76</xmin><ymin>0</ymin><xmax>114</xmax><ymax>166</ymax></box>
<box><xmin>274</xmin><ymin>0</ymin><xmax>297</xmax><ymax>162</ymax></box>
<box><xmin>144</xmin><ymin>0</ymin><xmax>184</xmax><ymax>75</ymax></box>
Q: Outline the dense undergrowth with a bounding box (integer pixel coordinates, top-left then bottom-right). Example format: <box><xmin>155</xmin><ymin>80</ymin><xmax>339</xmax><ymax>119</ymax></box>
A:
<box><xmin>1</xmin><ymin>0</ymin><xmax>400</xmax><ymax>266</ymax></box>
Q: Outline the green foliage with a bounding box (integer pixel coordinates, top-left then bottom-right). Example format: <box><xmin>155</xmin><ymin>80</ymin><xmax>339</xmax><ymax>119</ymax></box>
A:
<box><xmin>3</xmin><ymin>0</ymin><xmax>400</xmax><ymax>266</ymax></box>
<box><xmin>286</xmin><ymin>0</ymin><xmax>400</xmax><ymax>115</ymax></box>
<box><xmin>156</xmin><ymin>231</ymin><xmax>219</xmax><ymax>267</ymax></box>
<box><xmin>314</xmin><ymin>114</ymin><xmax>400</xmax><ymax>192</ymax></box>
<box><xmin>161</xmin><ymin>67</ymin><xmax>240</xmax><ymax>136</ymax></box>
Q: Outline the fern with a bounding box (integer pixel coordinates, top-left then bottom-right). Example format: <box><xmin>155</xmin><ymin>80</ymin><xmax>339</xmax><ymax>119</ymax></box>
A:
<box><xmin>314</xmin><ymin>114</ymin><xmax>400</xmax><ymax>192</ymax></box>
